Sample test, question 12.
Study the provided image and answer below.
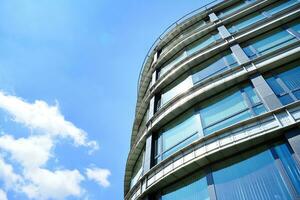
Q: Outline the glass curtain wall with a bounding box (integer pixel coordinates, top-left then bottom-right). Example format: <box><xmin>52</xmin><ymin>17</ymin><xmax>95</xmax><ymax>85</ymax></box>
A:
<box><xmin>266</xmin><ymin>62</ymin><xmax>300</xmax><ymax>105</ymax></box>
<box><xmin>217</xmin><ymin>0</ymin><xmax>255</xmax><ymax>18</ymax></box>
<box><xmin>158</xmin><ymin>32</ymin><xmax>220</xmax><ymax>78</ymax></box>
<box><xmin>228</xmin><ymin>0</ymin><xmax>300</xmax><ymax>34</ymax></box>
<box><xmin>130</xmin><ymin>150</ymin><xmax>144</xmax><ymax>188</ymax></box>
<box><xmin>154</xmin><ymin>112</ymin><xmax>200</xmax><ymax>164</ymax></box>
<box><xmin>199</xmin><ymin>85</ymin><xmax>266</xmax><ymax>136</ymax></box>
<box><xmin>155</xmin><ymin>142</ymin><xmax>300</xmax><ymax>200</ymax></box>
<box><xmin>156</xmin><ymin>51</ymin><xmax>238</xmax><ymax>112</ymax></box>
<box><xmin>191</xmin><ymin>51</ymin><xmax>238</xmax><ymax>85</ymax></box>
<box><xmin>154</xmin><ymin>83</ymin><xmax>267</xmax><ymax>165</ymax></box>
<box><xmin>212</xmin><ymin>145</ymin><xmax>293</xmax><ymax>200</ymax></box>
<box><xmin>161</xmin><ymin>172</ymin><xmax>209</xmax><ymax>200</ymax></box>
<box><xmin>242</xmin><ymin>20</ymin><xmax>300</xmax><ymax>59</ymax></box>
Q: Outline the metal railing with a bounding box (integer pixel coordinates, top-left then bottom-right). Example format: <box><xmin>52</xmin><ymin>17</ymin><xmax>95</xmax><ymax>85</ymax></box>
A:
<box><xmin>136</xmin><ymin>0</ymin><xmax>224</xmax><ymax>95</ymax></box>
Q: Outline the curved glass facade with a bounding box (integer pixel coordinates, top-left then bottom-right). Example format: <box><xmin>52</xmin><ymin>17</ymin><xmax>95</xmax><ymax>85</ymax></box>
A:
<box><xmin>125</xmin><ymin>0</ymin><xmax>300</xmax><ymax>199</ymax></box>
<box><xmin>154</xmin><ymin>142</ymin><xmax>300</xmax><ymax>200</ymax></box>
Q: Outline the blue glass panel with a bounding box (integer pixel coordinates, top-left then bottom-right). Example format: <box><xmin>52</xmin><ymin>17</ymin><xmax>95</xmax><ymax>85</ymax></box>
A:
<box><xmin>192</xmin><ymin>57</ymin><xmax>228</xmax><ymax>84</ymax></box>
<box><xmin>162</xmin><ymin>115</ymin><xmax>198</xmax><ymax>152</ymax></box>
<box><xmin>200</xmin><ymin>91</ymin><xmax>248</xmax><ymax>128</ymax></box>
<box><xmin>225</xmin><ymin>53</ymin><xmax>238</xmax><ymax>67</ymax></box>
<box><xmin>187</xmin><ymin>35</ymin><xmax>215</xmax><ymax>56</ymax></box>
<box><xmin>203</xmin><ymin>109</ymin><xmax>251</xmax><ymax>135</ymax></box>
<box><xmin>159</xmin><ymin>52</ymin><xmax>187</xmax><ymax>77</ymax></box>
<box><xmin>243</xmin><ymin>46</ymin><xmax>257</xmax><ymax>59</ymax></box>
<box><xmin>163</xmin><ymin>133</ymin><xmax>199</xmax><ymax>159</ymax></box>
<box><xmin>291</xmin><ymin>23</ymin><xmax>300</xmax><ymax>33</ymax></box>
<box><xmin>275</xmin><ymin>144</ymin><xmax>300</xmax><ymax>194</ymax></box>
<box><xmin>244</xmin><ymin>86</ymin><xmax>261</xmax><ymax>105</ymax></box>
<box><xmin>213</xmin><ymin>150</ymin><xmax>292</xmax><ymax>200</ymax></box>
<box><xmin>161</xmin><ymin>77</ymin><xmax>191</xmax><ymax>106</ymax></box>
<box><xmin>278</xmin><ymin>66</ymin><xmax>300</xmax><ymax>91</ymax></box>
<box><xmin>293</xmin><ymin>90</ymin><xmax>300</xmax><ymax>99</ymax></box>
<box><xmin>253</xmin><ymin>104</ymin><xmax>267</xmax><ymax>115</ymax></box>
<box><xmin>267</xmin><ymin>77</ymin><xmax>285</xmax><ymax>95</ymax></box>
<box><xmin>279</xmin><ymin>94</ymin><xmax>294</xmax><ymax>105</ymax></box>
<box><xmin>228</xmin><ymin>12</ymin><xmax>265</xmax><ymax>33</ymax></box>
<box><xmin>251</xmin><ymin>29</ymin><xmax>296</xmax><ymax>56</ymax></box>
<box><xmin>162</xmin><ymin>174</ymin><xmax>209</xmax><ymax>200</ymax></box>
<box><xmin>218</xmin><ymin>1</ymin><xmax>249</xmax><ymax>18</ymax></box>
<box><xmin>266</xmin><ymin>0</ymin><xmax>299</xmax><ymax>16</ymax></box>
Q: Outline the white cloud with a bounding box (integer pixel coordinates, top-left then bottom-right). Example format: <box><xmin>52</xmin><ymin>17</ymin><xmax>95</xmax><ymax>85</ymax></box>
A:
<box><xmin>86</xmin><ymin>168</ymin><xmax>111</xmax><ymax>188</ymax></box>
<box><xmin>0</xmin><ymin>91</ymin><xmax>98</xmax><ymax>151</ymax></box>
<box><xmin>0</xmin><ymin>189</ymin><xmax>7</xmax><ymax>200</ymax></box>
<box><xmin>0</xmin><ymin>135</ymin><xmax>53</xmax><ymax>169</ymax></box>
<box><xmin>22</xmin><ymin>168</ymin><xmax>85</xmax><ymax>200</ymax></box>
<box><xmin>0</xmin><ymin>92</ymin><xmax>110</xmax><ymax>200</ymax></box>
<box><xmin>0</xmin><ymin>156</ymin><xmax>21</xmax><ymax>189</ymax></box>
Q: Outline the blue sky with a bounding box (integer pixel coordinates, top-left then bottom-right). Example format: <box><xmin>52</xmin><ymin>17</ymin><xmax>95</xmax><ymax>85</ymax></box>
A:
<box><xmin>0</xmin><ymin>0</ymin><xmax>212</xmax><ymax>199</ymax></box>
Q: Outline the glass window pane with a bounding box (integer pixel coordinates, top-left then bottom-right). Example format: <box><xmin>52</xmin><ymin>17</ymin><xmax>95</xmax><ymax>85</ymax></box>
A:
<box><xmin>130</xmin><ymin>151</ymin><xmax>143</xmax><ymax>188</ymax></box>
<box><xmin>213</xmin><ymin>149</ymin><xmax>292</xmax><ymax>200</ymax></box>
<box><xmin>159</xmin><ymin>52</ymin><xmax>187</xmax><ymax>77</ymax></box>
<box><xmin>225</xmin><ymin>53</ymin><xmax>239</xmax><ymax>67</ymax></box>
<box><xmin>162</xmin><ymin>172</ymin><xmax>209</xmax><ymax>200</ymax></box>
<box><xmin>278</xmin><ymin>66</ymin><xmax>300</xmax><ymax>91</ymax></box>
<box><xmin>253</xmin><ymin>104</ymin><xmax>267</xmax><ymax>115</ymax></box>
<box><xmin>187</xmin><ymin>34</ymin><xmax>216</xmax><ymax>56</ymax></box>
<box><xmin>267</xmin><ymin>77</ymin><xmax>285</xmax><ymax>96</ymax></box>
<box><xmin>252</xmin><ymin>29</ymin><xmax>295</xmax><ymax>56</ymax></box>
<box><xmin>279</xmin><ymin>94</ymin><xmax>294</xmax><ymax>105</ymax></box>
<box><xmin>204</xmin><ymin>110</ymin><xmax>252</xmax><ymax>135</ymax></box>
<box><xmin>200</xmin><ymin>91</ymin><xmax>248</xmax><ymax>128</ymax></box>
<box><xmin>293</xmin><ymin>90</ymin><xmax>300</xmax><ymax>99</ymax></box>
<box><xmin>291</xmin><ymin>23</ymin><xmax>300</xmax><ymax>33</ymax></box>
<box><xmin>228</xmin><ymin>12</ymin><xmax>265</xmax><ymax>33</ymax></box>
<box><xmin>274</xmin><ymin>144</ymin><xmax>300</xmax><ymax>194</ymax></box>
<box><xmin>266</xmin><ymin>0</ymin><xmax>299</xmax><ymax>16</ymax></box>
<box><xmin>163</xmin><ymin>133</ymin><xmax>199</xmax><ymax>159</ymax></box>
<box><xmin>244</xmin><ymin>86</ymin><xmax>261</xmax><ymax>105</ymax></box>
<box><xmin>218</xmin><ymin>1</ymin><xmax>249</xmax><ymax>18</ymax></box>
<box><xmin>243</xmin><ymin>46</ymin><xmax>257</xmax><ymax>59</ymax></box>
<box><xmin>162</xmin><ymin>115</ymin><xmax>198</xmax><ymax>152</ymax></box>
<box><xmin>161</xmin><ymin>76</ymin><xmax>191</xmax><ymax>106</ymax></box>
<box><xmin>192</xmin><ymin>52</ymin><xmax>237</xmax><ymax>84</ymax></box>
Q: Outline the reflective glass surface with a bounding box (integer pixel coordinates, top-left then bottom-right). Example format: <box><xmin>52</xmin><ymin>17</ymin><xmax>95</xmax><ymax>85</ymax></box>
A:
<box><xmin>213</xmin><ymin>149</ymin><xmax>293</xmax><ymax>200</ymax></box>
<box><xmin>162</xmin><ymin>115</ymin><xmax>198</xmax><ymax>152</ymax></box>
<box><xmin>159</xmin><ymin>52</ymin><xmax>187</xmax><ymax>78</ymax></box>
<box><xmin>161</xmin><ymin>76</ymin><xmax>191</xmax><ymax>106</ymax></box>
<box><xmin>154</xmin><ymin>113</ymin><xmax>200</xmax><ymax>163</ymax></box>
<box><xmin>200</xmin><ymin>86</ymin><xmax>265</xmax><ymax>135</ymax></box>
<box><xmin>243</xmin><ymin>26</ymin><xmax>298</xmax><ymax>59</ymax></box>
<box><xmin>130</xmin><ymin>151</ymin><xmax>143</xmax><ymax>188</ymax></box>
<box><xmin>192</xmin><ymin>52</ymin><xmax>238</xmax><ymax>84</ymax></box>
<box><xmin>228</xmin><ymin>0</ymin><xmax>299</xmax><ymax>34</ymax></box>
<box><xmin>162</xmin><ymin>173</ymin><xmax>209</xmax><ymax>200</ymax></box>
<box><xmin>252</xmin><ymin>30</ymin><xmax>294</xmax><ymax>56</ymax></box>
<box><xmin>187</xmin><ymin>34</ymin><xmax>219</xmax><ymax>56</ymax></box>
<box><xmin>218</xmin><ymin>1</ymin><xmax>253</xmax><ymax>18</ymax></box>
<box><xmin>266</xmin><ymin>64</ymin><xmax>300</xmax><ymax>105</ymax></box>
<box><xmin>228</xmin><ymin>12</ymin><xmax>265</xmax><ymax>33</ymax></box>
<box><xmin>274</xmin><ymin>144</ymin><xmax>300</xmax><ymax>194</ymax></box>
<box><xmin>266</xmin><ymin>0</ymin><xmax>299</xmax><ymax>16</ymax></box>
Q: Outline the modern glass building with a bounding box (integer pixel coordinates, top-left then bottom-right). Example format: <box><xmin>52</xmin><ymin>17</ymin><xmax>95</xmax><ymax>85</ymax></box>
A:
<box><xmin>125</xmin><ymin>0</ymin><xmax>300</xmax><ymax>199</ymax></box>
